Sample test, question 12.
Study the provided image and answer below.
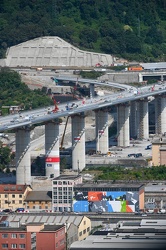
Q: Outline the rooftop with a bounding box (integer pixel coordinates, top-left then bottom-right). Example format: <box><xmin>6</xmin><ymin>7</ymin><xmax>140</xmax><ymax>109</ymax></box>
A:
<box><xmin>25</xmin><ymin>191</ymin><xmax>52</xmax><ymax>201</ymax></box>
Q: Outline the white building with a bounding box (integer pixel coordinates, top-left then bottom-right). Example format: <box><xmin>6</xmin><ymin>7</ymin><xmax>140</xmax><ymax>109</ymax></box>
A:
<box><xmin>52</xmin><ymin>175</ymin><xmax>82</xmax><ymax>212</ymax></box>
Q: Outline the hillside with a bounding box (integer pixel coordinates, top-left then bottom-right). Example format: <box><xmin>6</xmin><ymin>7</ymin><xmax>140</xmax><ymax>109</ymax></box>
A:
<box><xmin>0</xmin><ymin>0</ymin><xmax>166</xmax><ymax>62</ymax></box>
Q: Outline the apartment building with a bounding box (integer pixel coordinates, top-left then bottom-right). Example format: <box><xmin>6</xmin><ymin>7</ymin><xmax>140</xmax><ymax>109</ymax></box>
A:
<box><xmin>52</xmin><ymin>175</ymin><xmax>82</xmax><ymax>212</ymax></box>
<box><xmin>0</xmin><ymin>221</ymin><xmax>66</xmax><ymax>250</ymax></box>
<box><xmin>24</xmin><ymin>191</ymin><xmax>52</xmax><ymax>211</ymax></box>
<box><xmin>0</xmin><ymin>185</ymin><xmax>32</xmax><ymax>211</ymax></box>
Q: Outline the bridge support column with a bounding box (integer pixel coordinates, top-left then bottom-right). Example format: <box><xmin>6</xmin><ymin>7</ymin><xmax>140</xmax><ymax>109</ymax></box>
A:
<box><xmin>155</xmin><ymin>95</ymin><xmax>166</xmax><ymax>135</ymax></box>
<box><xmin>137</xmin><ymin>98</ymin><xmax>149</xmax><ymax>139</ymax></box>
<box><xmin>45</xmin><ymin>121</ymin><xmax>60</xmax><ymax>178</ymax></box>
<box><xmin>117</xmin><ymin>103</ymin><xmax>130</xmax><ymax>147</ymax></box>
<box><xmin>16</xmin><ymin>127</ymin><xmax>31</xmax><ymax>185</ymax></box>
<box><xmin>90</xmin><ymin>83</ymin><xmax>95</xmax><ymax>98</ymax></box>
<box><xmin>161</xmin><ymin>74</ymin><xmax>164</xmax><ymax>82</ymax></box>
<box><xmin>95</xmin><ymin>110</ymin><xmax>108</xmax><ymax>153</ymax></box>
<box><xmin>71</xmin><ymin>113</ymin><xmax>85</xmax><ymax>171</ymax></box>
<box><xmin>130</xmin><ymin>101</ymin><xmax>137</xmax><ymax>139</ymax></box>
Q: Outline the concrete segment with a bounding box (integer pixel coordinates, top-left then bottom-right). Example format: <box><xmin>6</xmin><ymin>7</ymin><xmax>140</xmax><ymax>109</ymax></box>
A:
<box><xmin>15</xmin><ymin>128</ymin><xmax>31</xmax><ymax>185</ymax></box>
<box><xmin>89</xmin><ymin>84</ymin><xmax>95</xmax><ymax>98</ymax></box>
<box><xmin>71</xmin><ymin>114</ymin><xmax>85</xmax><ymax>171</ymax></box>
<box><xmin>117</xmin><ymin>104</ymin><xmax>130</xmax><ymax>147</ymax></box>
<box><xmin>137</xmin><ymin>98</ymin><xmax>149</xmax><ymax>139</ymax></box>
<box><xmin>4</xmin><ymin>36</ymin><xmax>113</xmax><ymax>67</ymax></box>
<box><xmin>155</xmin><ymin>95</ymin><xmax>166</xmax><ymax>135</ymax></box>
<box><xmin>45</xmin><ymin>121</ymin><xmax>60</xmax><ymax>178</ymax></box>
<box><xmin>95</xmin><ymin>110</ymin><xmax>109</xmax><ymax>153</ymax></box>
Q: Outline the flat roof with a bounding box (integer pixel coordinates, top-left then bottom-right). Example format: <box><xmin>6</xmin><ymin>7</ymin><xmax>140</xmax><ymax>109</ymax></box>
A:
<box><xmin>53</xmin><ymin>175</ymin><xmax>81</xmax><ymax>180</ymax></box>
<box><xmin>74</xmin><ymin>181</ymin><xmax>144</xmax><ymax>189</ymax></box>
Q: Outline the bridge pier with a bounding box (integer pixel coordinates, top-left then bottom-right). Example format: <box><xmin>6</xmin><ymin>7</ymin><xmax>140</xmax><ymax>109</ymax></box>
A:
<box><xmin>95</xmin><ymin>110</ymin><xmax>109</xmax><ymax>154</ymax></box>
<box><xmin>155</xmin><ymin>95</ymin><xmax>166</xmax><ymax>135</ymax></box>
<box><xmin>16</xmin><ymin>127</ymin><xmax>31</xmax><ymax>185</ymax></box>
<box><xmin>71</xmin><ymin>113</ymin><xmax>85</xmax><ymax>171</ymax></box>
<box><xmin>45</xmin><ymin>121</ymin><xmax>60</xmax><ymax>178</ymax></box>
<box><xmin>137</xmin><ymin>98</ymin><xmax>149</xmax><ymax>139</ymax></box>
<box><xmin>89</xmin><ymin>83</ymin><xmax>95</xmax><ymax>98</ymax></box>
<box><xmin>130</xmin><ymin>101</ymin><xmax>137</xmax><ymax>139</ymax></box>
<box><xmin>117</xmin><ymin>103</ymin><xmax>130</xmax><ymax>147</ymax></box>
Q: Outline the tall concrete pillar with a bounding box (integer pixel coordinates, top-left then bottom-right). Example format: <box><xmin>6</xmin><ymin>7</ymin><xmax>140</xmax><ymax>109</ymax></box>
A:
<box><xmin>161</xmin><ymin>74</ymin><xmax>164</xmax><ymax>82</ymax></box>
<box><xmin>71</xmin><ymin>114</ymin><xmax>85</xmax><ymax>171</ymax></box>
<box><xmin>15</xmin><ymin>127</ymin><xmax>31</xmax><ymax>185</ymax></box>
<box><xmin>89</xmin><ymin>83</ymin><xmax>95</xmax><ymax>98</ymax></box>
<box><xmin>45</xmin><ymin>121</ymin><xmax>60</xmax><ymax>178</ymax></box>
<box><xmin>155</xmin><ymin>95</ymin><xmax>166</xmax><ymax>135</ymax></box>
<box><xmin>130</xmin><ymin>101</ymin><xmax>137</xmax><ymax>139</ymax></box>
<box><xmin>95</xmin><ymin>110</ymin><xmax>108</xmax><ymax>153</ymax></box>
<box><xmin>137</xmin><ymin>98</ymin><xmax>149</xmax><ymax>139</ymax></box>
<box><xmin>117</xmin><ymin>103</ymin><xmax>130</xmax><ymax>147</ymax></box>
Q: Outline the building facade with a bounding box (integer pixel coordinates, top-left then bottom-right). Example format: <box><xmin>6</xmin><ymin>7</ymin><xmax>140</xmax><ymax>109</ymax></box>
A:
<box><xmin>24</xmin><ymin>191</ymin><xmax>52</xmax><ymax>211</ymax></box>
<box><xmin>152</xmin><ymin>137</ymin><xmax>166</xmax><ymax>166</ymax></box>
<box><xmin>52</xmin><ymin>175</ymin><xmax>82</xmax><ymax>212</ymax></box>
<box><xmin>73</xmin><ymin>182</ymin><xmax>144</xmax><ymax>213</ymax></box>
<box><xmin>0</xmin><ymin>222</ymin><xmax>66</xmax><ymax>250</ymax></box>
<box><xmin>0</xmin><ymin>185</ymin><xmax>32</xmax><ymax>211</ymax></box>
<box><xmin>144</xmin><ymin>182</ymin><xmax>166</xmax><ymax>211</ymax></box>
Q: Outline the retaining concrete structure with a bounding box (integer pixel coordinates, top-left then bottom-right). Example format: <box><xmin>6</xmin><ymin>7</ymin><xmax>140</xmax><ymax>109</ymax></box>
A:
<box><xmin>95</xmin><ymin>110</ymin><xmax>109</xmax><ymax>153</ymax></box>
<box><xmin>71</xmin><ymin>114</ymin><xmax>85</xmax><ymax>171</ymax></box>
<box><xmin>137</xmin><ymin>98</ymin><xmax>149</xmax><ymax>139</ymax></box>
<box><xmin>4</xmin><ymin>36</ymin><xmax>113</xmax><ymax>68</ymax></box>
<box><xmin>15</xmin><ymin>127</ymin><xmax>31</xmax><ymax>185</ymax></box>
<box><xmin>155</xmin><ymin>95</ymin><xmax>166</xmax><ymax>135</ymax></box>
<box><xmin>117</xmin><ymin>104</ymin><xmax>130</xmax><ymax>147</ymax></box>
<box><xmin>45</xmin><ymin>121</ymin><xmax>60</xmax><ymax>178</ymax></box>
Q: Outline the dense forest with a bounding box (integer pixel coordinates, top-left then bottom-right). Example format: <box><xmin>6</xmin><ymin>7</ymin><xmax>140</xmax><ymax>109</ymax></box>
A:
<box><xmin>0</xmin><ymin>68</ymin><xmax>53</xmax><ymax>113</ymax></box>
<box><xmin>0</xmin><ymin>0</ymin><xmax>166</xmax><ymax>62</ymax></box>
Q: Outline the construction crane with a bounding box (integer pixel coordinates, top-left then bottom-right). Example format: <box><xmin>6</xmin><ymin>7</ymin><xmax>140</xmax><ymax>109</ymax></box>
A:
<box><xmin>52</xmin><ymin>98</ymin><xmax>59</xmax><ymax>112</ymax></box>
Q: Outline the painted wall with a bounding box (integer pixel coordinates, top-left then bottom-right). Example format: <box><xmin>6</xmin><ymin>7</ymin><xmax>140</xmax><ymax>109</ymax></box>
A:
<box><xmin>73</xmin><ymin>191</ymin><xmax>139</xmax><ymax>212</ymax></box>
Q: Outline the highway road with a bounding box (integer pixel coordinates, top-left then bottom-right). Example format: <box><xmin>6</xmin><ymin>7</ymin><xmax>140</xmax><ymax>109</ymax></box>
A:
<box><xmin>0</xmin><ymin>79</ymin><xmax>166</xmax><ymax>133</ymax></box>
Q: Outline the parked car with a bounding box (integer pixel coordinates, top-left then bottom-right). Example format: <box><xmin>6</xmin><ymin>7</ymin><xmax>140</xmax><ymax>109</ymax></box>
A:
<box><xmin>2</xmin><ymin>209</ymin><xmax>13</xmax><ymax>213</ymax></box>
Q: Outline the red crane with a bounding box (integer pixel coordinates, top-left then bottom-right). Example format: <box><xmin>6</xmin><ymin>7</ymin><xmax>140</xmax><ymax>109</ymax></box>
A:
<box><xmin>52</xmin><ymin>97</ymin><xmax>59</xmax><ymax>113</ymax></box>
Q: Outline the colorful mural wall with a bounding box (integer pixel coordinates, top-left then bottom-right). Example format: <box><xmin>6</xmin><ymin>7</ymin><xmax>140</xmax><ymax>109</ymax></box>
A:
<box><xmin>73</xmin><ymin>191</ymin><xmax>139</xmax><ymax>212</ymax></box>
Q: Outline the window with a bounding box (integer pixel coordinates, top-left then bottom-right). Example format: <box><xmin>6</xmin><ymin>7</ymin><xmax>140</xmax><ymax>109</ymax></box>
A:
<box><xmin>5</xmin><ymin>194</ymin><xmax>8</xmax><ymax>198</ymax></box>
<box><xmin>12</xmin><ymin>200</ymin><xmax>15</xmax><ymax>204</ymax></box>
<box><xmin>19</xmin><ymin>194</ymin><xmax>22</xmax><ymax>198</ymax></box>
<box><xmin>2</xmin><ymin>234</ymin><xmax>8</xmax><ymax>238</ymax></box>
<box><xmin>12</xmin><ymin>194</ymin><xmax>15</xmax><ymax>198</ymax></box>
<box><xmin>19</xmin><ymin>244</ymin><xmax>25</xmax><ymax>248</ymax></box>
<box><xmin>33</xmin><ymin>206</ymin><xmax>35</xmax><ymax>209</ymax></box>
<box><xmin>2</xmin><ymin>243</ymin><xmax>8</xmax><ymax>248</ymax></box>
<box><xmin>87</xmin><ymin>227</ymin><xmax>90</xmax><ymax>232</ymax></box>
<box><xmin>56</xmin><ymin>243</ymin><xmax>58</xmax><ymax>248</ymax></box>
<box><xmin>19</xmin><ymin>234</ymin><xmax>25</xmax><ymax>238</ymax></box>
<box><xmin>83</xmin><ymin>229</ymin><xmax>86</xmax><ymax>234</ymax></box>
<box><xmin>11</xmin><ymin>244</ymin><xmax>17</xmax><ymax>248</ymax></box>
<box><xmin>84</xmin><ymin>221</ymin><xmax>86</xmax><ymax>225</ymax></box>
<box><xmin>11</xmin><ymin>233</ymin><xmax>17</xmax><ymax>238</ymax></box>
<box><xmin>79</xmin><ymin>231</ymin><xmax>82</xmax><ymax>236</ymax></box>
<box><xmin>19</xmin><ymin>200</ymin><xmax>22</xmax><ymax>204</ymax></box>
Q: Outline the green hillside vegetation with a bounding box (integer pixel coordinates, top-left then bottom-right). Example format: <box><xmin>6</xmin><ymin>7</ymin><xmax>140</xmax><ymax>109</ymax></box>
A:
<box><xmin>84</xmin><ymin>165</ymin><xmax>166</xmax><ymax>181</ymax></box>
<box><xmin>0</xmin><ymin>68</ymin><xmax>53</xmax><ymax>114</ymax></box>
<box><xmin>0</xmin><ymin>0</ymin><xmax>166</xmax><ymax>62</ymax></box>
